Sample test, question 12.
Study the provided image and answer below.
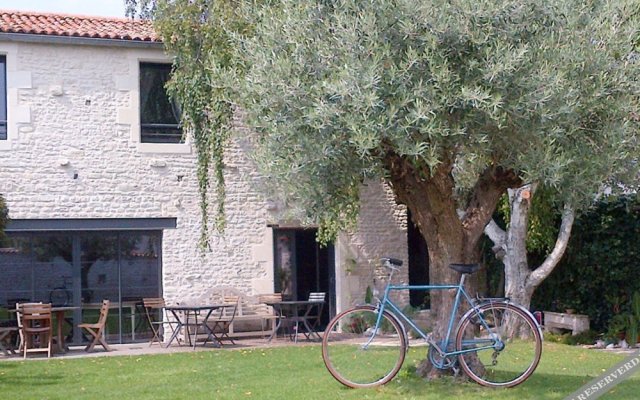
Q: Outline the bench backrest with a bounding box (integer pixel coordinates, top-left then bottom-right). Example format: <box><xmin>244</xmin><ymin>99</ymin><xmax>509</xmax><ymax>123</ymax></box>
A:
<box><xmin>308</xmin><ymin>292</ymin><xmax>326</xmax><ymax>302</ymax></box>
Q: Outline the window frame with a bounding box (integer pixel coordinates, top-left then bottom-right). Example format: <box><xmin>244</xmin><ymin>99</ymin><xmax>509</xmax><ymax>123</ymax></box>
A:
<box><xmin>0</xmin><ymin>55</ymin><xmax>7</xmax><ymax>141</ymax></box>
<box><xmin>138</xmin><ymin>62</ymin><xmax>183</xmax><ymax>144</ymax></box>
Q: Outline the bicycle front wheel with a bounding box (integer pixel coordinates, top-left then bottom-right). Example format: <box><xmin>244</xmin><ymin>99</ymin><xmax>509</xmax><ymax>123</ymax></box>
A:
<box><xmin>322</xmin><ymin>306</ymin><xmax>406</xmax><ymax>388</ymax></box>
<box><xmin>456</xmin><ymin>302</ymin><xmax>542</xmax><ymax>388</ymax></box>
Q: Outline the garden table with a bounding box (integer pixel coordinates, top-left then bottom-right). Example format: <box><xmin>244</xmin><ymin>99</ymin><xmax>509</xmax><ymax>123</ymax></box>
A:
<box><xmin>265</xmin><ymin>300</ymin><xmax>325</xmax><ymax>343</ymax></box>
<box><xmin>51</xmin><ymin>306</ymin><xmax>78</xmax><ymax>353</ymax></box>
<box><xmin>164</xmin><ymin>304</ymin><xmax>231</xmax><ymax>349</ymax></box>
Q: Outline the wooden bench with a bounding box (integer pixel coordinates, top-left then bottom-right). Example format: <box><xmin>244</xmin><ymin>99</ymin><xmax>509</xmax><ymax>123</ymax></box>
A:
<box><xmin>198</xmin><ymin>287</ymin><xmax>279</xmax><ymax>339</ymax></box>
<box><xmin>543</xmin><ymin>311</ymin><xmax>590</xmax><ymax>335</ymax></box>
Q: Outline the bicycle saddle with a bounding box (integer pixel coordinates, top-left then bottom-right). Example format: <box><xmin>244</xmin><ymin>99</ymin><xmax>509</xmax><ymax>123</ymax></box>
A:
<box><xmin>448</xmin><ymin>263</ymin><xmax>480</xmax><ymax>274</ymax></box>
<box><xmin>381</xmin><ymin>257</ymin><xmax>403</xmax><ymax>267</ymax></box>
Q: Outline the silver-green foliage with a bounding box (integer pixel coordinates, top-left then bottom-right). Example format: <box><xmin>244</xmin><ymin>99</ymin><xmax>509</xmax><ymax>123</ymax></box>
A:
<box><xmin>151</xmin><ymin>0</ymin><xmax>246</xmax><ymax>247</ymax></box>
<box><xmin>238</xmin><ymin>0</ymin><xmax>639</xmax><ymax>242</ymax></box>
<box><xmin>141</xmin><ymin>0</ymin><xmax>639</xmax><ymax>245</ymax></box>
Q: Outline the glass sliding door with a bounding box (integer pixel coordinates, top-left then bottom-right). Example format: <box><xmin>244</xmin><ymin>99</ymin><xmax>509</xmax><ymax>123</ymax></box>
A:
<box><xmin>120</xmin><ymin>233</ymin><xmax>161</xmax><ymax>342</ymax></box>
<box><xmin>0</xmin><ymin>234</ymin><xmax>75</xmax><ymax>306</ymax></box>
<box><xmin>0</xmin><ymin>230</ymin><xmax>162</xmax><ymax>344</ymax></box>
<box><xmin>80</xmin><ymin>234</ymin><xmax>120</xmax><ymax>343</ymax></box>
<box><xmin>32</xmin><ymin>235</ymin><xmax>74</xmax><ymax>306</ymax></box>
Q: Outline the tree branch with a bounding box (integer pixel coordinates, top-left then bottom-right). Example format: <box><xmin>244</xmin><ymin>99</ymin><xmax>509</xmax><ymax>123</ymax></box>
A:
<box><xmin>484</xmin><ymin>219</ymin><xmax>506</xmax><ymax>245</ymax></box>
<box><xmin>527</xmin><ymin>205</ymin><xmax>575</xmax><ymax>288</ymax></box>
<box><xmin>484</xmin><ymin>218</ymin><xmax>507</xmax><ymax>260</ymax></box>
<box><xmin>462</xmin><ymin>166</ymin><xmax>522</xmax><ymax>244</ymax></box>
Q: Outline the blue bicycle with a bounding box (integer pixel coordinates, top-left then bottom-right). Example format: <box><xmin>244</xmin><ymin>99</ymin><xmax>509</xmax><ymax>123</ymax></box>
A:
<box><xmin>322</xmin><ymin>257</ymin><xmax>542</xmax><ymax>388</ymax></box>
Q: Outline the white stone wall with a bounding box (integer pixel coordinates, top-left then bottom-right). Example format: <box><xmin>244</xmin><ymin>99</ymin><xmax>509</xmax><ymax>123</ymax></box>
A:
<box><xmin>335</xmin><ymin>182</ymin><xmax>409</xmax><ymax>312</ymax></box>
<box><xmin>0</xmin><ymin>38</ymin><xmax>408</xmax><ymax>314</ymax></box>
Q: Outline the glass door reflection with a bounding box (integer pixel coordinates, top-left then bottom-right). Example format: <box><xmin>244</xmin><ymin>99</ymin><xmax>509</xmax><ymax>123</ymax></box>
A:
<box><xmin>81</xmin><ymin>234</ymin><xmax>120</xmax><ymax>344</ymax></box>
<box><xmin>0</xmin><ymin>231</ymin><xmax>162</xmax><ymax>345</ymax></box>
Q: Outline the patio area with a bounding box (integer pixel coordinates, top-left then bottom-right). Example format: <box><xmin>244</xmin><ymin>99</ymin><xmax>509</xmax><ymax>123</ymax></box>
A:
<box><xmin>0</xmin><ymin>335</ymin><xmax>317</xmax><ymax>362</ymax></box>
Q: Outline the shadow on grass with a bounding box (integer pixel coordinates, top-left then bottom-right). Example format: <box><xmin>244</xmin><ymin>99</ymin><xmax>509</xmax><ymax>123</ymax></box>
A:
<box><xmin>0</xmin><ymin>361</ymin><xmax>17</xmax><ymax>369</ymax></box>
<box><xmin>385</xmin><ymin>369</ymin><xmax>639</xmax><ymax>400</ymax></box>
<box><xmin>0</xmin><ymin>367</ymin><xmax>66</xmax><ymax>387</ymax></box>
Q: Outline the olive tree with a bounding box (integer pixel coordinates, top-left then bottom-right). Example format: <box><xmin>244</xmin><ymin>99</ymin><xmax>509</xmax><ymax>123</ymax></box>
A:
<box><xmin>131</xmin><ymin>0</ymin><xmax>639</xmax><ymax>377</ymax></box>
<box><xmin>236</xmin><ymin>0</ymin><xmax>638</xmax><ymax>336</ymax></box>
<box><xmin>483</xmin><ymin>2</ymin><xmax>640</xmax><ymax>314</ymax></box>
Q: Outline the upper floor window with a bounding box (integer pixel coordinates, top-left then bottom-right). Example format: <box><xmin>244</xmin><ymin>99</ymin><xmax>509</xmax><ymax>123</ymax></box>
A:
<box><xmin>0</xmin><ymin>55</ymin><xmax>6</xmax><ymax>141</ymax></box>
<box><xmin>139</xmin><ymin>62</ymin><xmax>182</xmax><ymax>144</ymax></box>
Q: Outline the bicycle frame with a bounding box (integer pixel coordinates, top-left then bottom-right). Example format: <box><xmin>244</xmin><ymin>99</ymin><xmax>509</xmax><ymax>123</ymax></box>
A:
<box><xmin>370</xmin><ymin>270</ymin><xmax>500</xmax><ymax>359</ymax></box>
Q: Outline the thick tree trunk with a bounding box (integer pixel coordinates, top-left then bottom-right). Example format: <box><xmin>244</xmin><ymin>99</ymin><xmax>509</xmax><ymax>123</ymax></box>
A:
<box><xmin>484</xmin><ymin>184</ymin><xmax>575</xmax><ymax>330</ymax></box>
<box><xmin>384</xmin><ymin>150</ymin><xmax>520</xmax><ymax>379</ymax></box>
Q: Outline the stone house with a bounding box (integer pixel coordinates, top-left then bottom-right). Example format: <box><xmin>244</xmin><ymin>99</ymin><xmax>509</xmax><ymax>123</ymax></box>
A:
<box><xmin>0</xmin><ymin>11</ymin><xmax>420</xmax><ymax>343</ymax></box>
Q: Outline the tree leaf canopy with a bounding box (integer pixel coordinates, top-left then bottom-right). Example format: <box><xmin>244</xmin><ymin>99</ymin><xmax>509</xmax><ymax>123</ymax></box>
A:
<box><xmin>138</xmin><ymin>0</ymin><xmax>639</xmax><ymax>244</ymax></box>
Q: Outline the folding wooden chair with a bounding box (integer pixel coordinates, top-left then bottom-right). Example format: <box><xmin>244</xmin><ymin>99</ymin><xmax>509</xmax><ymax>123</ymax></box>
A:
<box><xmin>78</xmin><ymin>299</ymin><xmax>111</xmax><ymax>352</ymax></box>
<box><xmin>257</xmin><ymin>293</ymin><xmax>282</xmax><ymax>305</ymax></box>
<box><xmin>21</xmin><ymin>303</ymin><xmax>53</xmax><ymax>358</ymax></box>
<box><xmin>305</xmin><ymin>292</ymin><xmax>326</xmax><ymax>331</ymax></box>
<box><xmin>143</xmin><ymin>298</ymin><xmax>179</xmax><ymax>346</ymax></box>
<box><xmin>15</xmin><ymin>302</ymin><xmax>42</xmax><ymax>352</ymax></box>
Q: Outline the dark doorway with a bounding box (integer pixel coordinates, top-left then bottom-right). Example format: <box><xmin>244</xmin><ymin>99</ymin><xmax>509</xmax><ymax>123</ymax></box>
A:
<box><xmin>407</xmin><ymin>210</ymin><xmax>429</xmax><ymax>308</ymax></box>
<box><xmin>273</xmin><ymin>228</ymin><xmax>335</xmax><ymax>326</ymax></box>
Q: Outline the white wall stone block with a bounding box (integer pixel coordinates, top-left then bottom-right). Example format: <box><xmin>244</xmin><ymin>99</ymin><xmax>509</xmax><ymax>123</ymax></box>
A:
<box><xmin>10</xmin><ymin>71</ymin><xmax>32</xmax><ymax>89</ymax></box>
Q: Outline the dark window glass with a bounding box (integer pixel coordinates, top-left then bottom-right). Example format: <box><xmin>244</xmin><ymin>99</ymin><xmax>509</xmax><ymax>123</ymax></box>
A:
<box><xmin>0</xmin><ymin>55</ymin><xmax>6</xmax><ymax>140</ymax></box>
<box><xmin>139</xmin><ymin>62</ymin><xmax>183</xmax><ymax>143</ymax></box>
<box><xmin>0</xmin><ymin>236</ymin><xmax>37</xmax><ymax>306</ymax></box>
<box><xmin>120</xmin><ymin>233</ymin><xmax>160</xmax><ymax>300</ymax></box>
<box><xmin>0</xmin><ymin>231</ymin><xmax>162</xmax><ymax>344</ymax></box>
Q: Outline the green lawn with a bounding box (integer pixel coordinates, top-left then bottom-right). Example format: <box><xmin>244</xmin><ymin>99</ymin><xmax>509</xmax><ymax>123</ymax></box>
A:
<box><xmin>0</xmin><ymin>343</ymin><xmax>637</xmax><ymax>399</ymax></box>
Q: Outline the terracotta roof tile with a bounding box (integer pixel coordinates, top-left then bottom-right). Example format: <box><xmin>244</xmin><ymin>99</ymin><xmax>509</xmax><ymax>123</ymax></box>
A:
<box><xmin>0</xmin><ymin>10</ymin><xmax>159</xmax><ymax>42</ymax></box>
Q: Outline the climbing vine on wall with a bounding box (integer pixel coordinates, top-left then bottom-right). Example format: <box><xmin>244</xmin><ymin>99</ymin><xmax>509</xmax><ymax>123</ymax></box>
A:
<box><xmin>142</xmin><ymin>0</ymin><xmax>245</xmax><ymax>247</ymax></box>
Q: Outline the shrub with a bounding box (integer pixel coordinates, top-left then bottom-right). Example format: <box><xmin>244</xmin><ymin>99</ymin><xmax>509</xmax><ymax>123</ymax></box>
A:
<box><xmin>532</xmin><ymin>196</ymin><xmax>640</xmax><ymax>332</ymax></box>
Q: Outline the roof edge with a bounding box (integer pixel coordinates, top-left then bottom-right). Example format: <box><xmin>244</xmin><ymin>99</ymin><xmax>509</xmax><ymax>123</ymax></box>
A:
<box><xmin>2</xmin><ymin>9</ymin><xmax>138</xmax><ymax>22</ymax></box>
<box><xmin>0</xmin><ymin>32</ymin><xmax>164</xmax><ymax>49</ymax></box>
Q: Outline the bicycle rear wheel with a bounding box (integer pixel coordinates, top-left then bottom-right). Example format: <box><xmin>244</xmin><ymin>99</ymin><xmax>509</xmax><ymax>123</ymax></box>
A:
<box><xmin>455</xmin><ymin>302</ymin><xmax>542</xmax><ymax>388</ymax></box>
<box><xmin>49</xmin><ymin>287</ymin><xmax>70</xmax><ymax>306</ymax></box>
<box><xmin>322</xmin><ymin>306</ymin><xmax>406</xmax><ymax>388</ymax></box>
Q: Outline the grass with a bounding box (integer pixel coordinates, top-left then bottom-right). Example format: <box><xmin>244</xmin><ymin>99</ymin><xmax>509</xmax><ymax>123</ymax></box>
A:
<box><xmin>0</xmin><ymin>342</ymin><xmax>638</xmax><ymax>399</ymax></box>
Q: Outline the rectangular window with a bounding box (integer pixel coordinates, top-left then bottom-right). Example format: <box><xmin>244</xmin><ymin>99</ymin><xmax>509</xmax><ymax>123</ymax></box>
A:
<box><xmin>139</xmin><ymin>62</ymin><xmax>183</xmax><ymax>144</ymax></box>
<box><xmin>0</xmin><ymin>55</ymin><xmax>6</xmax><ymax>141</ymax></box>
